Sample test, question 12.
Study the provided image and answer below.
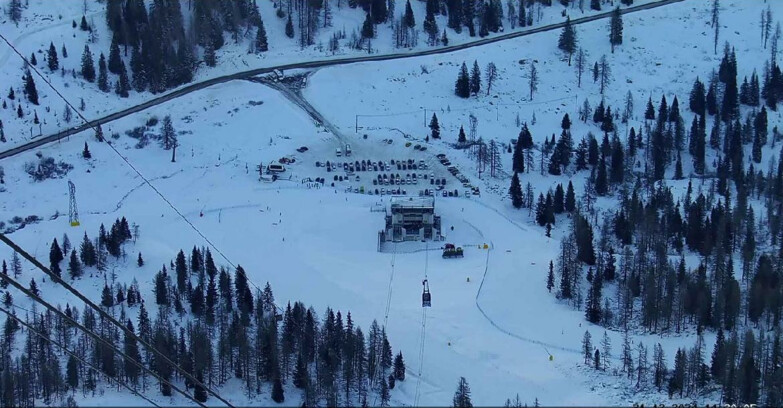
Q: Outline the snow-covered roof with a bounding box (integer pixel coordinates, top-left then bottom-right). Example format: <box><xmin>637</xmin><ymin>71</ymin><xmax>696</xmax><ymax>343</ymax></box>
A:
<box><xmin>390</xmin><ymin>197</ymin><xmax>435</xmax><ymax>209</ymax></box>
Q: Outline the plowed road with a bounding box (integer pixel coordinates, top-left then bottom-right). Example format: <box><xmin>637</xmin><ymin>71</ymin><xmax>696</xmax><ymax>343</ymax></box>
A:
<box><xmin>0</xmin><ymin>0</ymin><xmax>684</xmax><ymax>160</ymax></box>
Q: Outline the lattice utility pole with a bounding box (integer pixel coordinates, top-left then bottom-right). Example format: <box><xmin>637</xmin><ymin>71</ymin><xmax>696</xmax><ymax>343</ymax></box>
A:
<box><xmin>68</xmin><ymin>180</ymin><xmax>80</xmax><ymax>227</ymax></box>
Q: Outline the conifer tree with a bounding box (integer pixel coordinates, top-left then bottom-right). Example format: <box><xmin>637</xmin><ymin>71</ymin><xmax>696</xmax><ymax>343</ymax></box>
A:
<box><xmin>595</xmin><ymin>156</ymin><xmax>608</xmax><ymax>195</ymax></box>
<box><xmin>455</xmin><ymin>62</ymin><xmax>470</xmax><ymax>98</ymax></box>
<box><xmin>108</xmin><ymin>35</ymin><xmax>122</xmax><ymax>74</ymax></box>
<box><xmin>582</xmin><ymin>331</ymin><xmax>593</xmax><ymax>364</ymax></box>
<box><xmin>558</xmin><ymin>17</ymin><xmax>577</xmax><ymax>65</ymax></box>
<box><xmin>429</xmin><ymin>113</ymin><xmax>440</xmax><ymax>139</ymax></box>
<box><xmin>470</xmin><ymin>60</ymin><xmax>481</xmax><ymax>96</ymax></box>
<box><xmin>565</xmin><ymin>181</ymin><xmax>576</xmax><ymax>212</ymax></box>
<box><xmin>361</xmin><ymin>13</ymin><xmax>375</xmax><ymax>38</ymax></box>
<box><xmin>546</xmin><ymin>260</ymin><xmax>555</xmax><ymax>292</ymax></box>
<box><xmin>23</xmin><ymin>69</ymin><xmax>38</xmax><ymax>105</ymax></box>
<box><xmin>49</xmin><ymin>239</ymin><xmax>64</xmax><ymax>278</ymax></box>
<box><xmin>452</xmin><ymin>377</ymin><xmax>473</xmax><ymax>408</ymax></box>
<box><xmin>394</xmin><ymin>351</ymin><xmax>406</xmax><ymax>380</ymax></box>
<box><xmin>68</xmin><ymin>250</ymin><xmax>82</xmax><ymax>279</ymax></box>
<box><xmin>509</xmin><ymin>172</ymin><xmax>523</xmax><ymax>209</ymax></box>
<box><xmin>80</xmin><ymin>45</ymin><xmax>96</xmax><ymax>82</ymax></box>
<box><xmin>404</xmin><ymin>0</ymin><xmax>416</xmax><ymax>28</ymax></box>
<box><xmin>255</xmin><ymin>19</ymin><xmax>269</xmax><ymax>52</ymax></box>
<box><xmin>272</xmin><ymin>376</ymin><xmax>285</xmax><ymax>403</ymax></box>
<box><xmin>458</xmin><ymin>125</ymin><xmax>467</xmax><ymax>144</ymax></box>
<box><xmin>47</xmin><ymin>43</ymin><xmax>59</xmax><ymax>71</ymax></box>
<box><xmin>98</xmin><ymin>54</ymin><xmax>109</xmax><ymax>92</ymax></box>
<box><xmin>609</xmin><ymin>7</ymin><xmax>623</xmax><ymax>53</ymax></box>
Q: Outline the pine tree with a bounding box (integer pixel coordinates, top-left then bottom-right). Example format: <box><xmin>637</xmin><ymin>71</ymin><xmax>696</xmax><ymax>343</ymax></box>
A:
<box><xmin>394</xmin><ymin>351</ymin><xmax>406</xmax><ymax>380</ymax></box>
<box><xmin>361</xmin><ymin>13</ymin><xmax>375</xmax><ymax>38</ymax></box>
<box><xmin>423</xmin><ymin>1</ymin><xmax>439</xmax><ymax>45</ymax></box>
<box><xmin>68</xmin><ymin>250</ymin><xmax>81</xmax><ymax>279</ymax></box>
<box><xmin>452</xmin><ymin>377</ymin><xmax>473</xmax><ymax>408</ymax></box>
<box><xmin>547</xmin><ymin>260</ymin><xmax>555</xmax><ymax>292</ymax></box>
<box><xmin>404</xmin><ymin>0</ymin><xmax>416</xmax><ymax>28</ymax></box>
<box><xmin>116</xmin><ymin>63</ymin><xmax>130</xmax><ymax>98</ymax></box>
<box><xmin>108</xmin><ymin>35</ymin><xmax>122</xmax><ymax>74</ymax></box>
<box><xmin>582</xmin><ymin>331</ymin><xmax>593</xmax><ymax>364</ymax></box>
<box><xmin>161</xmin><ymin>115</ymin><xmax>176</xmax><ymax>150</ymax></box>
<box><xmin>565</xmin><ymin>181</ymin><xmax>576</xmax><ymax>212</ymax></box>
<box><xmin>47</xmin><ymin>42</ymin><xmax>59</xmax><ymax>71</ymax></box>
<box><xmin>601</xmin><ymin>331</ymin><xmax>612</xmax><ymax>371</ymax></box>
<box><xmin>455</xmin><ymin>62</ymin><xmax>470</xmax><ymax>98</ymax></box>
<box><xmin>23</xmin><ymin>69</ymin><xmax>38</xmax><ymax>105</ymax></box>
<box><xmin>609</xmin><ymin>7</ymin><xmax>623</xmax><ymax>53</ymax></box>
<box><xmin>585</xmin><ymin>270</ymin><xmax>602</xmax><ymax>323</ymax></box>
<box><xmin>458</xmin><ymin>125</ymin><xmax>467</xmax><ymax>144</ymax></box>
<box><xmin>595</xmin><ymin>156</ymin><xmax>608</xmax><ymax>195</ymax></box>
<box><xmin>49</xmin><ymin>239</ymin><xmax>64</xmax><ymax>278</ymax></box>
<box><xmin>101</xmin><ymin>283</ymin><xmax>114</xmax><ymax>307</ymax></box>
<box><xmin>98</xmin><ymin>54</ymin><xmax>109</xmax><ymax>92</ymax></box>
<box><xmin>204</xmin><ymin>40</ymin><xmax>217</xmax><ymax>67</ymax></box>
<box><xmin>470</xmin><ymin>60</ymin><xmax>481</xmax><ymax>96</ymax></box>
<box><xmin>669</xmin><ymin>348</ymin><xmax>686</xmax><ymax>397</ymax></box>
<box><xmin>255</xmin><ymin>19</ymin><xmax>269</xmax><ymax>52</ymax></box>
<box><xmin>272</xmin><ymin>376</ymin><xmax>285</xmax><ymax>403</ymax></box>
<box><xmin>429</xmin><ymin>113</ymin><xmax>440</xmax><ymax>139</ymax></box>
<box><xmin>509</xmin><ymin>172</ymin><xmax>523</xmax><ymax>209</ymax></box>
<box><xmin>558</xmin><ymin>17</ymin><xmax>577</xmax><ymax>65</ymax></box>
<box><xmin>80</xmin><ymin>45</ymin><xmax>95</xmax><ymax>82</ymax></box>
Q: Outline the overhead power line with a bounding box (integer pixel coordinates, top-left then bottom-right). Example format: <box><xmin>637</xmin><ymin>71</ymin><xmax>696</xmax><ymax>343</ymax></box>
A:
<box><xmin>0</xmin><ymin>233</ymin><xmax>228</xmax><ymax>408</ymax></box>
<box><xmin>0</xmin><ymin>252</ymin><xmax>208</xmax><ymax>408</ymax></box>
<box><xmin>0</xmin><ymin>304</ymin><xmax>162</xmax><ymax>408</ymax></box>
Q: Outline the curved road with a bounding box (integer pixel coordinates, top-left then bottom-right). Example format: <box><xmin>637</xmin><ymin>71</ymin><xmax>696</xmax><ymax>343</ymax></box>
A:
<box><xmin>0</xmin><ymin>0</ymin><xmax>684</xmax><ymax>160</ymax></box>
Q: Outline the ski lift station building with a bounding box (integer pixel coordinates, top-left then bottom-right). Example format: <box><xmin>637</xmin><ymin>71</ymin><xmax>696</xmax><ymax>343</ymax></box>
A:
<box><xmin>381</xmin><ymin>197</ymin><xmax>442</xmax><ymax>242</ymax></box>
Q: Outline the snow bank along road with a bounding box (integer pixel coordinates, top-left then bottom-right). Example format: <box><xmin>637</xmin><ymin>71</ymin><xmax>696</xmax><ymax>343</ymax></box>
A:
<box><xmin>0</xmin><ymin>0</ymin><xmax>685</xmax><ymax>160</ymax></box>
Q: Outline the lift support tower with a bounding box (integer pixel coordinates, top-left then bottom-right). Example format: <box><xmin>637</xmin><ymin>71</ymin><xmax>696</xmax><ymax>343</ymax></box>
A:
<box><xmin>68</xmin><ymin>180</ymin><xmax>80</xmax><ymax>227</ymax></box>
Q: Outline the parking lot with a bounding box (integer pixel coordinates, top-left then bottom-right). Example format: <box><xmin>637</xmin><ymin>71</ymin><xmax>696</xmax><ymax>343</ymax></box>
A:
<box><xmin>310</xmin><ymin>152</ymin><xmax>480</xmax><ymax>198</ymax></box>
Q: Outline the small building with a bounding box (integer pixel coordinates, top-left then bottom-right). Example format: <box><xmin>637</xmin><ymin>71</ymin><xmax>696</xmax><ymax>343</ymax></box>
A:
<box><xmin>382</xmin><ymin>197</ymin><xmax>442</xmax><ymax>242</ymax></box>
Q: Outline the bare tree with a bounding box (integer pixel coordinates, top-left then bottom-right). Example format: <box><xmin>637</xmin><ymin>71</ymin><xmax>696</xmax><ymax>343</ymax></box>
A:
<box><xmin>574</xmin><ymin>48</ymin><xmax>586</xmax><ymax>88</ymax></box>
<box><xmin>488</xmin><ymin>139</ymin><xmax>503</xmax><ymax>177</ymax></box>
<box><xmin>599</xmin><ymin>55</ymin><xmax>611</xmax><ymax>95</ymax></box>
<box><xmin>772</xmin><ymin>22</ymin><xmax>781</xmax><ymax>64</ymax></box>
<box><xmin>711</xmin><ymin>0</ymin><xmax>719</xmax><ymax>54</ymax></box>
<box><xmin>485</xmin><ymin>62</ymin><xmax>498</xmax><ymax>95</ymax></box>
<box><xmin>764</xmin><ymin>5</ymin><xmax>773</xmax><ymax>49</ymax></box>
<box><xmin>622</xmin><ymin>90</ymin><xmax>634</xmax><ymax>123</ymax></box>
<box><xmin>475</xmin><ymin>139</ymin><xmax>488</xmax><ymax>178</ymax></box>
<box><xmin>507</xmin><ymin>0</ymin><xmax>517</xmax><ymax>29</ymax></box>
<box><xmin>528</xmin><ymin>62</ymin><xmax>538</xmax><ymax>100</ymax></box>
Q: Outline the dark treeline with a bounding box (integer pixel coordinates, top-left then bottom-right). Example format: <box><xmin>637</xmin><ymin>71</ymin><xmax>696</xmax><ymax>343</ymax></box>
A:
<box><xmin>503</xmin><ymin>18</ymin><xmax>783</xmax><ymax>404</ymax></box>
<box><xmin>1</xmin><ymin>232</ymin><xmax>403</xmax><ymax>407</ymax></box>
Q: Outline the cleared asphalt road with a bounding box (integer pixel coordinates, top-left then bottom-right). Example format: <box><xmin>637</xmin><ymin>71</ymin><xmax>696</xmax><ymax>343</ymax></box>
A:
<box><xmin>0</xmin><ymin>0</ymin><xmax>684</xmax><ymax>160</ymax></box>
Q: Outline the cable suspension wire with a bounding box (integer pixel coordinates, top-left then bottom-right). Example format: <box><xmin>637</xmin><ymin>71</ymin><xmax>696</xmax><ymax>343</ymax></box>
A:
<box><xmin>0</xmin><ymin>259</ymin><xmax>208</xmax><ymax>408</ymax></box>
<box><xmin>0</xmin><ymin>233</ymin><xmax>229</xmax><ymax>408</ymax></box>
<box><xmin>1</xmin><ymin>30</ymin><xmax>283</xmax><ymax>312</ymax></box>
<box><xmin>0</xmin><ymin>304</ymin><xmax>162</xmax><ymax>408</ymax></box>
<box><xmin>413</xmin><ymin>241</ymin><xmax>430</xmax><ymax>407</ymax></box>
<box><xmin>0</xmin><ymin>33</ymin><xmax>237</xmax><ymax>272</ymax></box>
